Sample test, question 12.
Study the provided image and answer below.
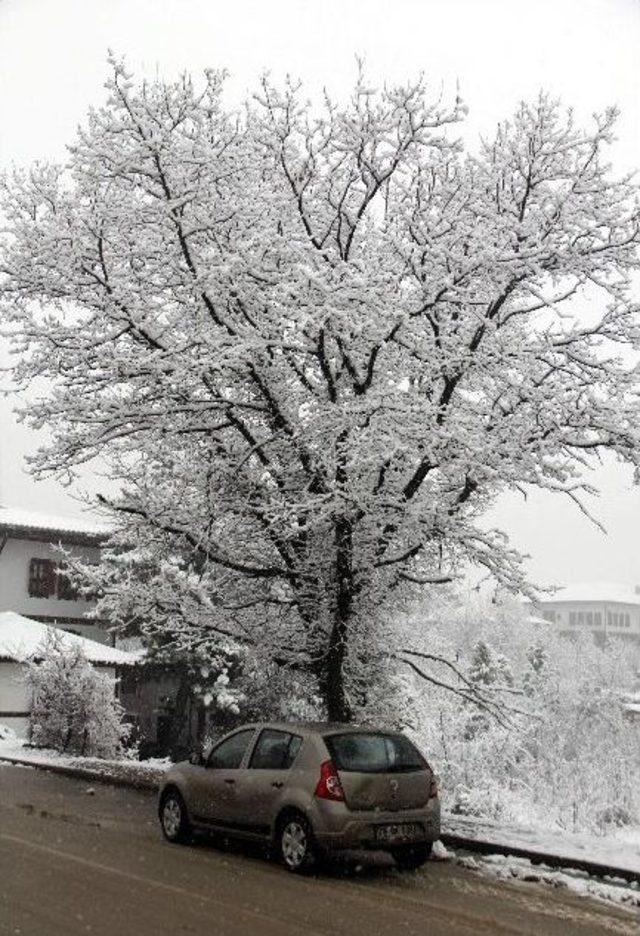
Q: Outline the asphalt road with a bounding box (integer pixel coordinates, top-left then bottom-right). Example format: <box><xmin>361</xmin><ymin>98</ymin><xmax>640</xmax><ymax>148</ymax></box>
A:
<box><xmin>0</xmin><ymin>765</ymin><xmax>636</xmax><ymax>936</ymax></box>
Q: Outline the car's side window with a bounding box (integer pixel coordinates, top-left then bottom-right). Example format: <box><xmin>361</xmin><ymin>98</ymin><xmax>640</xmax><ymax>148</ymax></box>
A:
<box><xmin>207</xmin><ymin>729</ymin><xmax>255</xmax><ymax>769</ymax></box>
<box><xmin>249</xmin><ymin>729</ymin><xmax>303</xmax><ymax>770</ymax></box>
<box><xmin>285</xmin><ymin>735</ymin><xmax>302</xmax><ymax>768</ymax></box>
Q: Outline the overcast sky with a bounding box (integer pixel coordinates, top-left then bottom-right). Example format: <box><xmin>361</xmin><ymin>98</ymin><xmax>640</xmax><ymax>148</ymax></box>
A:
<box><xmin>0</xmin><ymin>0</ymin><xmax>639</xmax><ymax>587</ymax></box>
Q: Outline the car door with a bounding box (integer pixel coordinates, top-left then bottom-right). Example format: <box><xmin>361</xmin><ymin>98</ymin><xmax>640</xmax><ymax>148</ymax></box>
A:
<box><xmin>189</xmin><ymin>728</ymin><xmax>256</xmax><ymax>827</ymax></box>
<box><xmin>242</xmin><ymin>729</ymin><xmax>303</xmax><ymax>831</ymax></box>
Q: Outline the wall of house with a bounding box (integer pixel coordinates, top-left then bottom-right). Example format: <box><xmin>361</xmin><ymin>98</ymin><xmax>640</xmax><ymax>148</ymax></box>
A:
<box><xmin>0</xmin><ymin>538</ymin><xmax>108</xmax><ymax>644</ymax></box>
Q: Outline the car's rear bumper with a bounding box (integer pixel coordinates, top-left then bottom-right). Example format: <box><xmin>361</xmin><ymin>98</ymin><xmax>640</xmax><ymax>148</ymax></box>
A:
<box><xmin>312</xmin><ymin>797</ymin><xmax>441</xmax><ymax>851</ymax></box>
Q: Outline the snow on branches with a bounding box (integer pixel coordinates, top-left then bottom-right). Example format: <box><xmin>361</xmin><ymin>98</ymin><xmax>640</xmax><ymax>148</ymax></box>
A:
<box><xmin>1</xmin><ymin>60</ymin><xmax>640</xmax><ymax>720</ymax></box>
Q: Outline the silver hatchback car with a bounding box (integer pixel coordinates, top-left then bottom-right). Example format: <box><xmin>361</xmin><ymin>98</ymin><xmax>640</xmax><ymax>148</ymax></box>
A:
<box><xmin>158</xmin><ymin>721</ymin><xmax>441</xmax><ymax>872</ymax></box>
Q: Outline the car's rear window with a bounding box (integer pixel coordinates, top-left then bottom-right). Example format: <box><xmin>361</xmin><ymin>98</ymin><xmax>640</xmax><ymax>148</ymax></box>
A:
<box><xmin>325</xmin><ymin>732</ymin><xmax>426</xmax><ymax>773</ymax></box>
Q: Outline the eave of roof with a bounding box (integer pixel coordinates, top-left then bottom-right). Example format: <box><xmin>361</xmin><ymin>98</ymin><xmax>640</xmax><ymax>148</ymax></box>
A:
<box><xmin>0</xmin><ymin>611</ymin><xmax>139</xmax><ymax>667</ymax></box>
<box><xmin>533</xmin><ymin>583</ymin><xmax>640</xmax><ymax>607</ymax></box>
<box><xmin>0</xmin><ymin>507</ymin><xmax>111</xmax><ymax>545</ymax></box>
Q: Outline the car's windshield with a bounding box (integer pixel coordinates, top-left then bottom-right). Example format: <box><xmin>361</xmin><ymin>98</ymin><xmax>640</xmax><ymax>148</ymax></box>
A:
<box><xmin>325</xmin><ymin>732</ymin><xmax>426</xmax><ymax>773</ymax></box>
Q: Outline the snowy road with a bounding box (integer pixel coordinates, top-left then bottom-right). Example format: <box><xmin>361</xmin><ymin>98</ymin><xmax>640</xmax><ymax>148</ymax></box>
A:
<box><xmin>0</xmin><ymin>765</ymin><xmax>636</xmax><ymax>936</ymax></box>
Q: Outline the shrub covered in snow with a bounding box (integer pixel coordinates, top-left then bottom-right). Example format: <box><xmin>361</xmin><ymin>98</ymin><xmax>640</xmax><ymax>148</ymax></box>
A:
<box><xmin>396</xmin><ymin>593</ymin><xmax>640</xmax><ymax>837</ymax></box>
<box><xmin>0</xmin><ymin>723</ymin><xmax>18</xmax><ymax>744</ymax></box>
<box><xmin>26</xmin><ymin>632</ymin><xmax>130</xmax><ymax>759</ymax></box>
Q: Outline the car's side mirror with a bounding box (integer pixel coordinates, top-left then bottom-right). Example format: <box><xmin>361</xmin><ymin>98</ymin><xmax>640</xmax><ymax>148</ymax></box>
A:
<box><xmin>189</xmin><ymin>750</ymin><xmax>204</xmax><ymax>767</ymax></box>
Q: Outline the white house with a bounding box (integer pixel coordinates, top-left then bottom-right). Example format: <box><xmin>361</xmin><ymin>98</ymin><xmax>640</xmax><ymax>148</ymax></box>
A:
<box><xmin>0</xmin><ymin>611</ymin><xmax>138</xmax><ymax>739</ymax></box>
<box><xmin>0</xmin><ymin>506</ymin><xmax>111</xmax><ymax>645</ymax></box>
<box><xmin>530</xmin><ymin>583</ymin><xmax>640</xmax><ymax>645</ymax></box>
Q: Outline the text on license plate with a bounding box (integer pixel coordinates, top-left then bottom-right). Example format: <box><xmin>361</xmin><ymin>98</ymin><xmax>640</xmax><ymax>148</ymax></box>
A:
<box><xmin>374</xmin><ymin>822</ymin><xmax>423</xmax><ymax>843</ymax></box>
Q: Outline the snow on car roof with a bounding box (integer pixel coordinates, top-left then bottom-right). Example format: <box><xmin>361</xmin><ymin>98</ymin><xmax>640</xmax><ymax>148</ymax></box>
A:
<box><xmin>0</xmin><ymin>611</ymin><xmax>138</xmax><ymax>666</ymax></box>
<box><xmin>0</xmin><ymin>506</ymin><xmax>111</xmax><ymax>540</ymax></box>
<box><xmin>539</xmin><ymin>583</ymin><xmax>640</xmax><ymax>606</ymax></box>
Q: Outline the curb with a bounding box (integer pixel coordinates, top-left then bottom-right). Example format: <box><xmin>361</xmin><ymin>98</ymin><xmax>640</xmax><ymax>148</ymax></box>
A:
<box><xmin>2</xmin><ymin>755</ymin><xmax>639</xmax><ymax>886</ymax></box>
<box><xmin>0</xmin><ymin>754</ymin><xmax>159</xmax><ymax>791</ymax></box>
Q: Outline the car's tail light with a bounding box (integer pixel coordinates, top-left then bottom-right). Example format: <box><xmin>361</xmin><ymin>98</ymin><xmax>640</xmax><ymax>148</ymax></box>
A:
<box><xmin>428</xmin><ymin>773</ymin><xmax>439</xmax><ymax>799</ymax></box>
<box><xmin>315</xmin><ymin>760</ymin><xmax>345</xmax><ymax>802</ymax></box>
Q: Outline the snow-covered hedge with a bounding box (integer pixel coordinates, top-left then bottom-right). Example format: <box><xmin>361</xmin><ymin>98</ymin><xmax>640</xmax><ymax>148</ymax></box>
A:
<box><xmin>26</xmin><ymin>632</ymin><xmax>131</xmax><ymax>759</ymax></box>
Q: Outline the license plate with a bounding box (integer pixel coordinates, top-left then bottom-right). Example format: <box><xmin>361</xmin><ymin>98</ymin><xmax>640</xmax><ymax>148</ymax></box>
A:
<box><xmin>374</xmin><ymin>822</ymin><xmax>423</xmax><ymax>844</ymax></box>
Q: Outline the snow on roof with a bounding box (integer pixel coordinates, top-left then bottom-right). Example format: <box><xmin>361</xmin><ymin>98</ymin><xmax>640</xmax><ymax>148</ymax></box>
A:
<box><xmin>538</xmin><ymin>583</ymin><xmax>640</xmax><ymax>606</ymax></box>
<box><xmin>0</xmin><ymin>506</ymin><xmax>111</xmax><ymax>540</ymax></box>
<box><xmin>0</xmin><ymin>612</ymin><xmax>138</xmax><ymax>667</ymax></box>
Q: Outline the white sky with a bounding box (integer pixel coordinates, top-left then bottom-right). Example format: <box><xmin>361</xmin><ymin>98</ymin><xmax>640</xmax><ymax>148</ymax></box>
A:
<box><xmin>0</xmin><ymin>0</ymin><xmax>639</xmax><ymax>587</ymax></box>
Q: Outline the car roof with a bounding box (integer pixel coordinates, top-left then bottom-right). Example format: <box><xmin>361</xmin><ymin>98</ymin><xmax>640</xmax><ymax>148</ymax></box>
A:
<box><xmin>241</xmin><ymin>720</ymin><xmax>398</xmax><ymax>737</ymax></box>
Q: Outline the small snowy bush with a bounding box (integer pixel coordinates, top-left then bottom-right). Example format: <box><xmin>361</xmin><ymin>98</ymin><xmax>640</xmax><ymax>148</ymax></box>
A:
<box><xmin>0</xmin><ymin>723</ymin><xmax>18</xmax><ymax>743</ymax></box>
<box><xmin>26</xmin><ymin>632</ymin><xmax>130</xmax><ymax>759</ymax></box>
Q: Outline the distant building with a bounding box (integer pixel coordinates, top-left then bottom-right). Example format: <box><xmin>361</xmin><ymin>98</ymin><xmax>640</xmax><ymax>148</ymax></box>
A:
<box><xmin>0</xmin><ymin>611</ymin><xmax>138</xmax><ymax>738</ymax></box>
<box><xmin>0</xmin><ymin>506</ymin><xmax>111</xmax><ymax>645</ymax></box>
<box><xmin>530</xmin><ymin>583</ymin><xmax>640</xmax><ymax>645</ymax></box>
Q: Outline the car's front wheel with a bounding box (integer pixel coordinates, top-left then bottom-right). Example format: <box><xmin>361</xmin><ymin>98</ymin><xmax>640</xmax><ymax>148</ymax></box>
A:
<box><xmin>278</xmin><ymin>813</ymin><xmax>317</xmax><ymax>873</ymax></box>
<box><xmin>391</xmin><ymin>842</ymin><xmax>432</xmax><ymax>870</ymax></box>
<box><xmin>160</xmin><ymin>789</ymin><xmax>192</xmax><ymax>844</ymax></box>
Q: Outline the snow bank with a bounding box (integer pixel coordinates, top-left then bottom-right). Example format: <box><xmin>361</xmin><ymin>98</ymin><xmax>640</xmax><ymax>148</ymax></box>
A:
<box><xmin>0</xmin><ymin>733</ymin><xmax>170</xmax><ymax>785</ymax></box>
<box><xmin>445</xmin><ymin>812</ymin><xmax>640</xmax><ymax>876</ymax></box>
<box><xmin>457</xmin><ymin>852</ymin><xmax>640</xmax><ymax>911</ymax></box>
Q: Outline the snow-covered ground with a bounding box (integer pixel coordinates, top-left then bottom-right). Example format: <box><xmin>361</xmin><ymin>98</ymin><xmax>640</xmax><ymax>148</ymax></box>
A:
<box><xmin>0</xmin><ymin>726</ymin><xmax>169</xmax><ymax>786</ymax></box>
<box><xmin>445</xmin><ymin>811</ymin><xmax>640</xmax><ymax>876</ymax></box>
<box><xmin>456</xmin><ymin>852</ymin><xmax>640</xmax><ymax>912</ymax></box>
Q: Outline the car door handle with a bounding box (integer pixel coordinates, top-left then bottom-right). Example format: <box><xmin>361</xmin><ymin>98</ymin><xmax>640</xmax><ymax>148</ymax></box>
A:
<box><xmin>271</xmin><ymin>781</ymin><xmax>284</xmax><ymax>789</ymax></box>
<box><xmin>223</xmin><ymin>779</ymin><xmax>236</xmax><ymax>785</ymax></box>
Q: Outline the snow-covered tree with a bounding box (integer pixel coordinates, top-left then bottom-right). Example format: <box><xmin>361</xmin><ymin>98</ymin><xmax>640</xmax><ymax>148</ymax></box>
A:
<box><xmin>2</xmin><ymin>59</ymin><xmax>640</xmax><ymax>720</ymax></box>
<box><xmin>469</xmin><ymin>641</ymin><xmax>498</xmax><ymax>685</ymax></box>
<box><xmin>26</xmin><ymin>632</ymin><xmax>129</xmax><ymax>758</ymax></box>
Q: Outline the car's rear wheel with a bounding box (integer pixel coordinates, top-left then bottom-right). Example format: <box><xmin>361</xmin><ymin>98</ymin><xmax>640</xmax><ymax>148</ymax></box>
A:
<box><xmin>160</xmin><ymin>789</ymin><xmax>192</xmax><ymax>844</ymax></box>
<box><xmin>278</xmin><ymin>813</ymin><xmax>317</xmax><ymax>873</ymax></box>
<box><xmin>391</xmin><ymin>842</ymin><xmax>432</xmax><ymax>870</ymax></box>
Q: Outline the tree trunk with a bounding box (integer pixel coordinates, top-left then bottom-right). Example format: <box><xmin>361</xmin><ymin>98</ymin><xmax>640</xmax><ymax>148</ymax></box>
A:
<box><xmin>324</xmin><ymin>618</ymin><xmax>351</xmax><ymax>722</ymax></box>
<box><xmin>165</xmin><ymin>673</ymin><xmax>193</xmax><ymax>760</ymax></box>
<box><xmin>323</xmin><ymin>514</ymin><xmax>353</xmax><ymax>723</ymax></box>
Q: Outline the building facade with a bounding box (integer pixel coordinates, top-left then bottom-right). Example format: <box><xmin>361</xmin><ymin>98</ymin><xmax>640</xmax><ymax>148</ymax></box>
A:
<box><xmin>0</xmin><ymin>506</ymin><xmax>111</xmax><ymax>645</ymax></box>
<box><xmin>531</xmin><ymin>583</ymin><xmax>640</xmax><ymax>645</ymax></box>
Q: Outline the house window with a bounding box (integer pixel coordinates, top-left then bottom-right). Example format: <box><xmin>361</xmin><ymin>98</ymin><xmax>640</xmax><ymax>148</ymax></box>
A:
<box><xmin>28</xmin><ymin>558</ymin><xmax>56</xmax><ymax>598</ymax></box>
<box><xmin>56</xmin><ymin>569</ymin><xmax>79</xmax><ymax>601</ymax></box>
<box><xmin>28</xmin><ymin>559</ymin><xmax>80</xmax><ymax>601</ymax></box>
<box><xmin>594</xmin><ymin>612</ymin><xmax>602</xmax><ymax>626</ymax></box>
